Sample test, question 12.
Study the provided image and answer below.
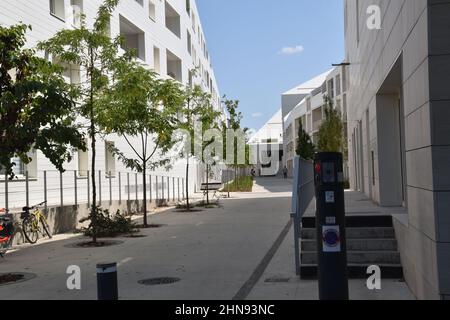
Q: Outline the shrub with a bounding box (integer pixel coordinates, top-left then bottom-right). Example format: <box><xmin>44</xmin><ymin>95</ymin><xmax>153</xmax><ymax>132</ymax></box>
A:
<box><xmin>79</xmin><ymin>207</ymin><xmax>139</xmax><ymax>238</ymax></box>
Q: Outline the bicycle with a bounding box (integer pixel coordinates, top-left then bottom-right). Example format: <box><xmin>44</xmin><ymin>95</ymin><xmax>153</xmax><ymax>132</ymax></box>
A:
<box><xmin>21</xmin><ymin>201</ymin><xmax>52</xmax><ymax>244</ymax></box>
<box><xmin>0</xmin><ymin>208</ymin><xmax>16</xmax><ymax>258</ymax></box>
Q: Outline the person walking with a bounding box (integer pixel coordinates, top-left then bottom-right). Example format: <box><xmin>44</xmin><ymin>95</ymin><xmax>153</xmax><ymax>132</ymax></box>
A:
<box><xmin>283</xmin><ymin>166</ymin><xmax>288</xmax><ymax>179</ymax></box>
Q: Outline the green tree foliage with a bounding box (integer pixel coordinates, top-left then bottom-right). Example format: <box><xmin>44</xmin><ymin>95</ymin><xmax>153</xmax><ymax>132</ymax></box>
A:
<box><xmin>295</xmin><ymin>123</ymin><xmax>315</xmax><ymax>160</ymax></box>
<box><xmin>99</xmin><ymin>59</ymin><xmax>184</xmax><ymax>226</ymax></box>
<box><xmin>38</xmin><ymin>0</ymin><xmax>127</xmax><ymax>243</ymax></box>
<box><xmin>178</xmin><ymin>84</ymin><xmax>216</xmax><ymax>211</ymax></box>
<box><xmin>222</xmin><ymin>97</ymin><xmax>251</xmax><ymax>188</ymax></box>
<box><xmin>317</xmin><ymin>96</ymin><xmax>344</xmax><ymax>153</ymax></box>
<box><xmin>0</xmin><ymin>24</ymin><xmax>85</xmax><ymax>177</ymax></box>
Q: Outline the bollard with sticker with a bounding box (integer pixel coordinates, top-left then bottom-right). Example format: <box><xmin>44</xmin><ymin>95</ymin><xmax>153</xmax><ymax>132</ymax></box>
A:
<box><xmin>96</xmin><ymin>262</ymin><xmax>118</xmax><ymax>300</ymax></box>
<box><xmin>314</xmin><ymin>152</ymin><xmax>349</xmax><ymax>300</ymax></box>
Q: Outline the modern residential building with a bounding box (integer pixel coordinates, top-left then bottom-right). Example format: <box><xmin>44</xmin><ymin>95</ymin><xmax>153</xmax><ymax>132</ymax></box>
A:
<box><xmin>344</xmin><ymin>0</ymin><xmax>450</xmax><ymax>299</ymax></box>
<box><xmin>282</xmin><ymin>66</ymin><xmax>348</xmax><ymax>177</ymax></box>
<box><xmin>0</xmin><ymin>0</ymin><xmax>223</xmax><ymax>214</ymax></box>
<box><xmin>248</xmin><ymin>110</ymin><xmax>284</xmax><ymax>176</ymax></box>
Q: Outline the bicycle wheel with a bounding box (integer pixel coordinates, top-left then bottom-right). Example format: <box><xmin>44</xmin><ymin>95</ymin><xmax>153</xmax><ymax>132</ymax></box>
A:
<box><xmin>40</xmin><ymin>216</ymin><xmax>52</xmax><ymax>239</ymax></box>
<box><xmin>22</xmin><ymin>216</ymin><xmax>39</xmax><ymax>244</ymax></box>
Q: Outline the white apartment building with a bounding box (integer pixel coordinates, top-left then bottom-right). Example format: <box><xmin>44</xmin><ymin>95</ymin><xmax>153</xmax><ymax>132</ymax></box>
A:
<box><xmin>0</xmin><ymin>0</ymin><xmax>223</xmax><ymax>215</ymax></box>
<box><xmin>248</xmin><ymin>110</ymin><xmax>283</xmax><ymax>176</ymax></box>
<box><xmin>345</xmin><ymin>0</ymin><xmax>450</xmax><ymax>299</ymax></box>
<box><xmin>282</xmin><ymin>66</ymin><xmax>348</xmax><ymax>177</ymax></box>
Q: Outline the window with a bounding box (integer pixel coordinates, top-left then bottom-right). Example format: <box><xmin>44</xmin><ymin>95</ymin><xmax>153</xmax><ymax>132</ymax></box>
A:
<box><xmin>105</xmin><ymin>141</ymin><xmax>116</xmax><ymax>177</ymax></box>
<box><xmin>165</xmin><ymin>1</ymin><xmax>181</xmax><ymax>38</ymax></box>
<box><xmin>0</xmin><ymin>151</ymin><xmax>37</xmax><ymax>179</ymax></box>
<box><xmin>50</xmin><ymin>0</ymin><xmax>65</xmax><ymax>21</ymax></box>
<box><xmin>336</xmin><ymin>75</ymin><xmax>341</xmax><ymax>96</ymax></box>
<box><xmin>186</xmin><ymin>0</ymin><xmax>191</xmax><ymax>14</ymax></box>
<box><xmin>120</xmin><ymin>15</ymin><xmax>146</xmax><ymax>61</ymax></box>
<box><xmin>187</xmin><ymin>30</ymin><xmax>192</xmax><ymax>55</ymax></box>
<box><xmin>192</xmin><ymin>12</ymin><xmax>196</xmax><ymax>32</ymax></box>
<box><xmin>149</xmin><ymin>0</ymin><xmax>156</xmax><ymax>21</ymax></box>
<box><xmin>70</xmin><ymin>0</ymin><xmax>83</xmax><ymax>28</ymax></box>
<box><xmin>78</xmin><ymin>140</ymin><xmax>88</xmax><ymax>177</ymax></box>
<box><xmin>153</xmin><ymin>46</ymin><xmax>161</xmax><ymax>74</ymax></box>
<box><xmin>166</xmin><ymin>49</ymin><xmax>182</xmax><ymax>82</ymax></box>
<box><xmin>328</xmin><ymin>79</ymin><xmax>334</xmax><ymax>99</ymax></box>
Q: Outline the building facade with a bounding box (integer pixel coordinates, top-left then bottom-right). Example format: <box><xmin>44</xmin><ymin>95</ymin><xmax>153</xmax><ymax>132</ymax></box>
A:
<box><xmin>0</xmin><ymin>0</ymin><xmax>223</xmax><ymax>211</ymax></box>
<box><xmin>345</xmin><ymin>0</ymin><xmax>450</xmax><ymax>299</ymax></box>
<box><xmin>283</xmin><ymin>66</ymin><xmax>349</xmax><ymax>178</ymax></box>
<box><xmin>249</xmin><ymin>110</ymin><xmax>284</xmax><ymax>176</ymax></box>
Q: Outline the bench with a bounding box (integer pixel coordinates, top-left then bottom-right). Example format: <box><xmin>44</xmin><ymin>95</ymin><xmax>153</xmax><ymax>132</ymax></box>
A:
<box><xmin>200</xmin><ymin>183</ymin><xmax>223</xmax><ymax>201</ymax></box>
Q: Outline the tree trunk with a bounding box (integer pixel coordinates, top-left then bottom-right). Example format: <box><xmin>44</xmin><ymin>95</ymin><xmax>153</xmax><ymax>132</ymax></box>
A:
<box><xmin>206</xmin><ymin>164</ymin><xmax>209</xmax><ymax>205</ymax></box>
<box><xmin>89</xmin><ymin>48</ymin><xmax>97</xmax><ymax>244</ymax></box>
<box><xmin>142</xmin><ymin>162</ymin><xmax>148</xmax><ymax>227</ymax></box>
<box><xmin>185</xmin><ymin>155</ymin><xmax>190</xmax><ymax>211</ymax></box>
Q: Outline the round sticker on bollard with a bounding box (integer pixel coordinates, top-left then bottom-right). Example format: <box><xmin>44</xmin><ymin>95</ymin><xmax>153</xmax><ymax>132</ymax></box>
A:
<box><xmin>322</xmin><ymin>226</ymin><xmax>341</xmax><ymax>253</ymax></box>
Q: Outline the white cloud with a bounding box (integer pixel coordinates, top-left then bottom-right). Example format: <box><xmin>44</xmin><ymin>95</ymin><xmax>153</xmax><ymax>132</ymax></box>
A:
<box><xmin>251</xmin><ymin>112</ymin><xmax>263</xmax><ymax>118</ymax></box>
<box><xmin>278</xmin><ymin>45</ymin><xmax>304</xmax><ymax>55</ymax></box>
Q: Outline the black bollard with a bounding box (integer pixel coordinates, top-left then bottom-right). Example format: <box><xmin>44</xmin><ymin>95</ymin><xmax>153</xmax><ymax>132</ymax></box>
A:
<box><xmin>314</xmin><ymin>152</ymin><xmax>349</xmax><ymax>300</ymax></box>
<box><xmin>96</xmin><ymin>262</ymin><xmax>118</xmax><ymax>300</ymax></box>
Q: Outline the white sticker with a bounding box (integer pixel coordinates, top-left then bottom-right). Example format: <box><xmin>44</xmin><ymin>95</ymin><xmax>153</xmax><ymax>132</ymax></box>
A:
<box><xmin>325</xmin><ymin>191</ymin><xmax>335</xmax><ymax>203</ymax></box>
<box><xmin>326</xmin><ymin>216</ymin><xmax>336</xmax><ymax>224</ymax></box>
<box><xmin>322</xmin><ymin>226</ymin><xmax>341</xmax><ymax>253</ymax></box>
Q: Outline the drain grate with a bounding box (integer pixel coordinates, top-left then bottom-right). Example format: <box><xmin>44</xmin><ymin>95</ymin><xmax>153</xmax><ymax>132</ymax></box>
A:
<box><xmin>138</xmin><ymin>277</ymin><xmax>181</xmax><ymax>286</ymax></box>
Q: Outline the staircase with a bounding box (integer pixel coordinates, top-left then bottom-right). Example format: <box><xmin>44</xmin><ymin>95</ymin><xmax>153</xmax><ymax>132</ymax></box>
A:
<box><xmin>299</xmin><ymin>215</ymin><xmax>403</xmax><ymax>279</ymax></box>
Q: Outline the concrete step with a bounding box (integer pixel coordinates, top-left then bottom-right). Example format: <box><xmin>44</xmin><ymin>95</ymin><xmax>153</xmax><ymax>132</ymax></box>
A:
<box><xmin>300</xmin><ymin>264</ymin><xmax>404</xmax><ymax>280</ymax></box>
<box><xmin>301</xmin><ymin>227</ymin><xmax>396</xmax><ymax>240</ymax></box>
<box><xmin>301</xmin><ymin>215</ymin><xmax>394</xmax><ymax>229</ymax></box>
<box><xmin>301</xmin><ymin>251</ymin><xmax>401</xmax><ymax>265</ymax></box>
<box><xmin>301</xmin><ymin>238</ymin><xmax>398</xmax><ymax>252</ymax></box>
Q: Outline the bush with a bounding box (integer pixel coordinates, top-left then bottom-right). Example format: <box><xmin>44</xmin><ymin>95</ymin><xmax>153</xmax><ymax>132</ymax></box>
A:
<box><xmin>79</xmin><ymin>207</ymin><xmax>139</xmax><ymax>238</ymax></box>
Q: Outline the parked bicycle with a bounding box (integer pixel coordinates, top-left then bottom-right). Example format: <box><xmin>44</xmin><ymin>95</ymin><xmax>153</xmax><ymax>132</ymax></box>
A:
<box><xmin>21</xmin><ymin>201</ymin><xmax>52</xmax><ymax>244</ymax></box>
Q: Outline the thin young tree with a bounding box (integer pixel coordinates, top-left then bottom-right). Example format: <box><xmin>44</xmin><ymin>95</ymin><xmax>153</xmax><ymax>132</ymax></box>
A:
<box><xmin>0</xmin><ymin>24</ymin><xmax>85</xmax><ymax>177</ymax></box>
<box><xmin>295</xmin><ymin>123</ymin><xmax>315</xmax><ymax>160</ymax></box>
<box><xmin>317</xmin><ymin>96</ymin><xmax>344</xmax><ymax>153</ymax></box>
<box><xmin>38</xmin><ymin>0</ymin><xmax>128</xmax><ymax>243</ymax></box>
<box><xmin>98</xmin><ymin>60</ymin><xmax>184</xmax><ymax>227</ymax></box>
<box><xmin>178</xmin><ymin>85</ymin><xmax>214</xmax><ymax>211</ymax></box>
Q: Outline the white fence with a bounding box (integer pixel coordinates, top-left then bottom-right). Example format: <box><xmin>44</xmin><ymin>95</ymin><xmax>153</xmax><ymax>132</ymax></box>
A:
<box><xmin>0</xmin><ymin>170</ymin><xmax>186</xmax><ymax>212</ymax></box>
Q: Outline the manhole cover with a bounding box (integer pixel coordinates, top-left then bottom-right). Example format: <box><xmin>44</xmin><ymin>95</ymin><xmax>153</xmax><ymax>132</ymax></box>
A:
<box><xmin>125</xmin><ymin>234</ymin><xmax>148</xmax><ymax>238</ymax></box>
<box><xmin>138</xmin><ymin>277</ymin><xmax>181</xmax><ymax>286</ymax></box>
<box><xmin>65</xmin><ymin>240</ymin><xmax>124</xmax><ymax>248</ymax></box>
<box><xmin>0</xmin><ymin>273</ymin><xmax>36</xmax><ymax>286</ymax></box>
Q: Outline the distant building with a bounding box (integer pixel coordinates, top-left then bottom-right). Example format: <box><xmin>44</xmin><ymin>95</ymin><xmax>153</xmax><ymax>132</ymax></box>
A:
<box><xmin>249</xmin><ymin>110</ymin><xmax>283</xmax><ymax>176</ymax></box>
<box><xmin>282</xmin><ymin>67</ymin><xmax>348</xmax><ymax>178</ymax></box>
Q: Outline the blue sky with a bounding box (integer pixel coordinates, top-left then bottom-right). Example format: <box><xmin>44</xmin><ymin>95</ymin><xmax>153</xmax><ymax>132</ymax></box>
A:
<box><xmin>196</xmin><ymin>0</ymin><xmax>345</xmax><ymax>132</ymax></box>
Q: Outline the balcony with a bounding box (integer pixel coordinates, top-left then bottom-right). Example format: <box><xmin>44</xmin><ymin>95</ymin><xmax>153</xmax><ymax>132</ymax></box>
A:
<box><xmin>120</xmin><ymin>15</ymin><xmax>146</xmax><ymax>61</ymax></box>
<box><xmin>165</xmin><ymin>1</ymin><xmax>181</xmax><ymax>38</ymax></box>
<box><xmin>167</xmin><ymin>50</ymin><xmax>182</xmax><ymax>82</ymax></box>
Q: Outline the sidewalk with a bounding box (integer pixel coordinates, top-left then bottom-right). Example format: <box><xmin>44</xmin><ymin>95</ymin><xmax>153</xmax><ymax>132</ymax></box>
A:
<box><xmin>247</xmin><ymin>189</ymin><xmax>416</xmax><ymax>300</ymax></box>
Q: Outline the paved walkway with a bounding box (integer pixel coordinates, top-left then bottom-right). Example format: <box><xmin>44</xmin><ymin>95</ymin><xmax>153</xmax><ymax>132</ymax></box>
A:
<box><xmin>0</xmin><ymin>177</ymin><xmax>415</xmax><ymax>300</ymax></box>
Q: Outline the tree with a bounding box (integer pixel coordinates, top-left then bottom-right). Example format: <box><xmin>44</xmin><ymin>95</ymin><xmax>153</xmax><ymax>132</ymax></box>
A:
<box><xmin>197</xmin><ymin>104</ymin><xmax>221</xmax><ymax>205</ymax></box>
<box><xmin>0</xmin><ymin>24</ymin><xmax>85</xmax><ymax>177</ymax></box>
<box><xmin>295</xmin><ymin>123</ymin><xmax>315</xmax><ymax>160</ymax></box>
<box><xmin>222</xmin><ymin>97</ymin><xmax>249</xmax><ymax>188</ymax></box>
<box><xmin>317</xmin><ymin>96</ymin><xmax>344</xmax><ymax>153</ymax></box>
<box><xmin>178</xmin><ymin>85</ymin><xmax>214</xmax><ymax>211</ymax></box>
<box><xmin>99</xmin><ymin>60</ymin><xmax>184</xmax><ymax>227</ymax></box>
<box><xmin>38</xmin><ymin>0</ymin><xmax>127</xmax><ymax>243</ymax></box>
